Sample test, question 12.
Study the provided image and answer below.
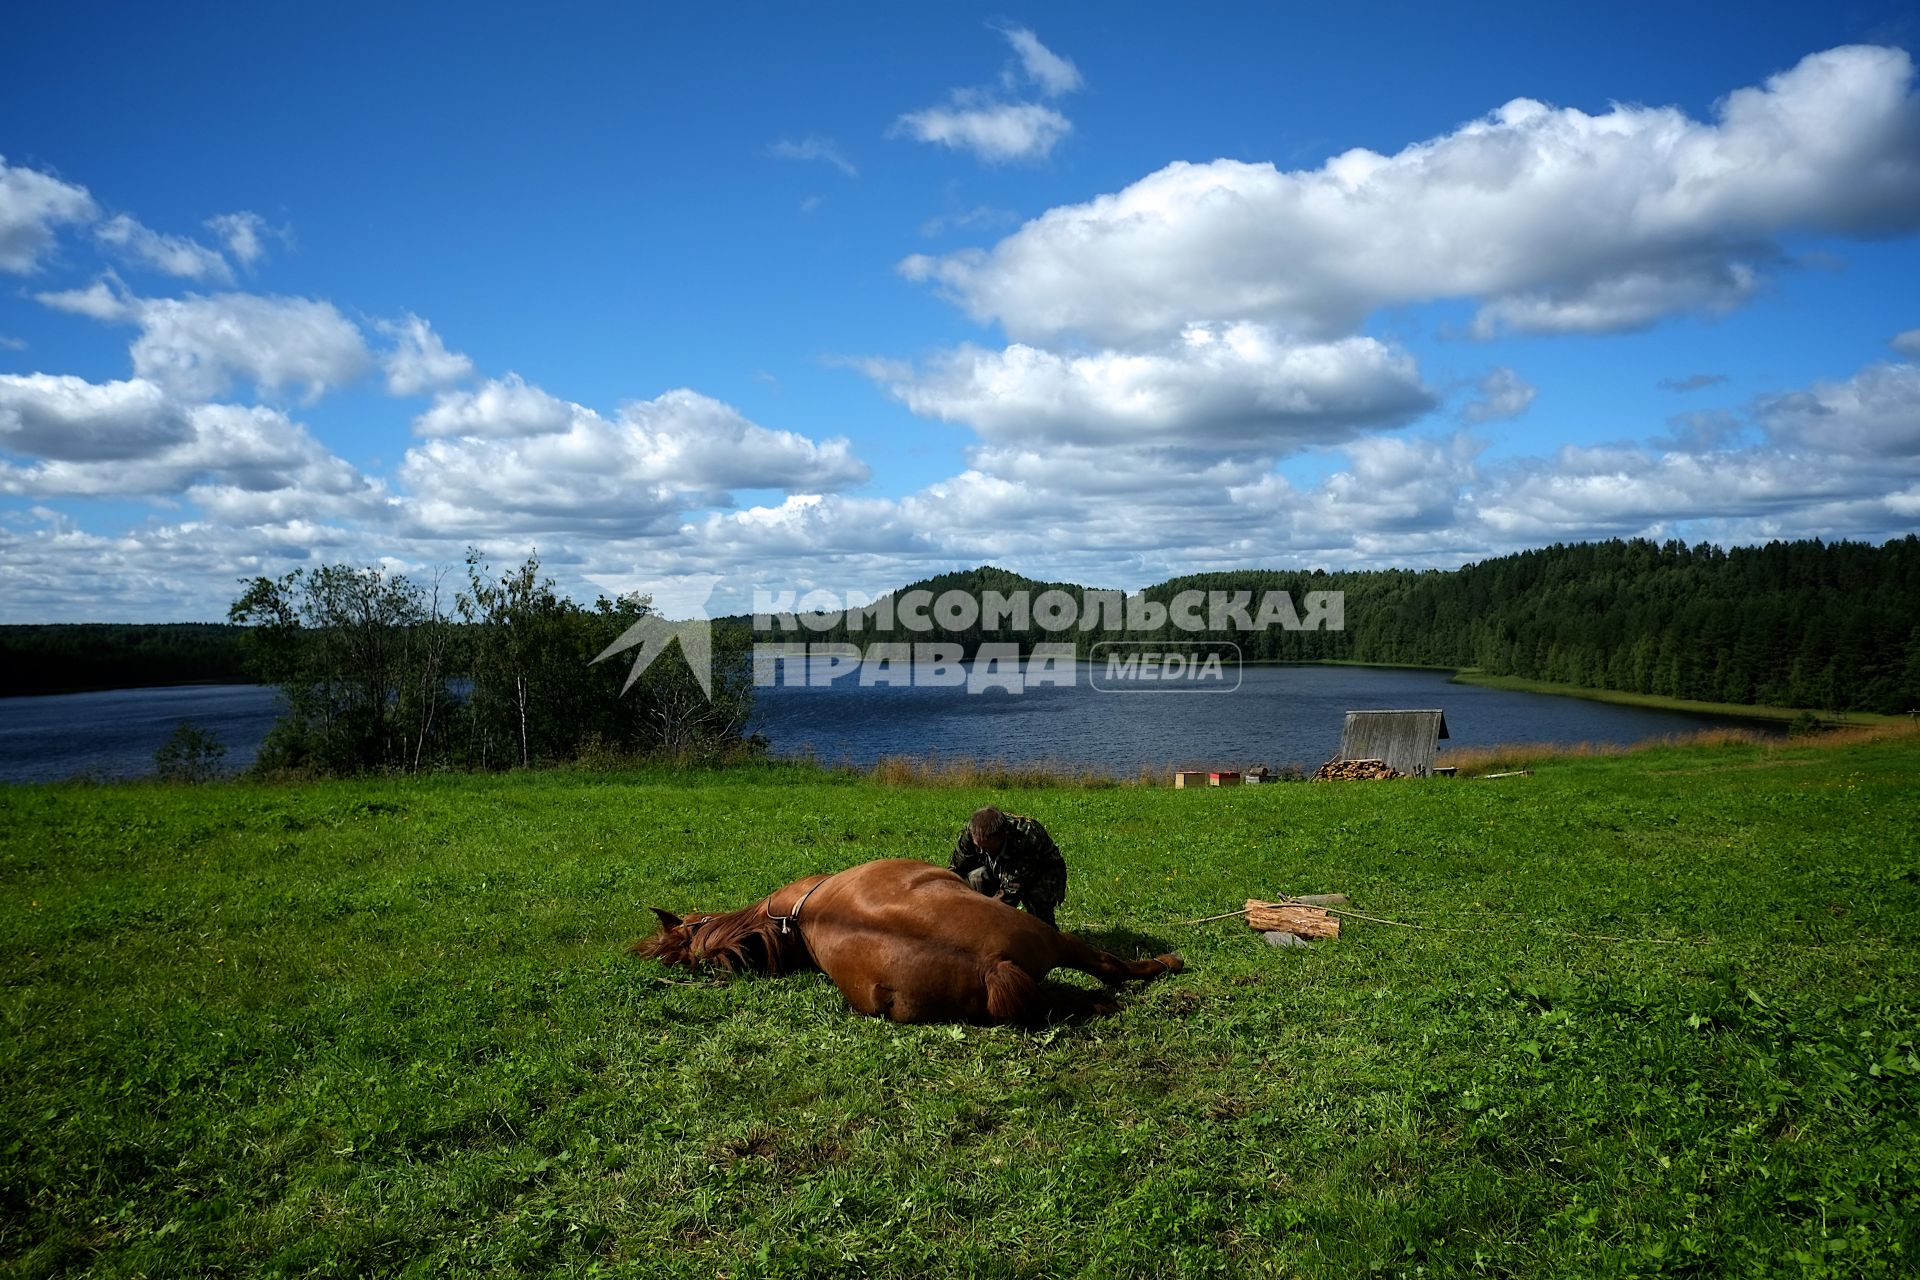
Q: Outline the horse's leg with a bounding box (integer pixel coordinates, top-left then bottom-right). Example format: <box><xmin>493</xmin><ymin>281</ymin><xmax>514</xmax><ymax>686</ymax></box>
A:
<box><xmin>836</xmin><ymin>973</ymin><xmax>957</xmax><ymax>1025</ymax></box>
<box><xmin>1048</xmin><ymin>932</ymin><xmax>1184</xmax><ymax>986</ymax></box>
<box><xmin>830</xmin><ymin>972</ymin><xmax>905</xmax><ymax>1021</ymax></box>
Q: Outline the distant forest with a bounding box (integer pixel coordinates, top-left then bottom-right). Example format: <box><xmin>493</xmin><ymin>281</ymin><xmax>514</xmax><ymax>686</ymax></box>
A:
<box><xmin>0</xmin><ymin>623</ymin><xmax>251</xmax><ymax>696</ymax></box>
<box><xmin>4</xmin><ymin>536</ymin><xmax>1917</xmax><ymax>715</ymax></box>
<box><xmin>757</xmin><ymin>537</ymin><xmax>1920</xmax><ymax>715</ymax></box>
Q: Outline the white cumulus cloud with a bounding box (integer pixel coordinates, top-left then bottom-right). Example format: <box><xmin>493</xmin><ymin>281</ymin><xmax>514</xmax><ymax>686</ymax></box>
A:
<box><xmin>893</xmin><ymin>26</ymin><xmax>1082</xmax><ymax>164</ymax></box>
<box><xmin>0</xmin><ymin>374</ymin><xmax>191</xmax><ymax>462</ymax></box>
<box><xmin>414</xmin><ymin>373</ymin><xmax>577</xmax><ymax>438</ymax></box>
<box><xmin>401</xmin><ymin>383</ymin><xmax>870</xmax><ymax>537</ymax></box>
<box><xmin>126</xmin><ymin>292</ymin><xmax>371</xmax><ymax>402</ymax></box>
<box><xmin>902</xmin><ymin>45</ymin><xmax>1920</xmax><ymax>345</ymax></box>
<box><xmin>38</xmin><ymin>280</ymin><xmax>371</xmax><ymax>402</ymax></box>
<box><xmin>865</xmin><ymin>324</ymin><xmax>1435</xmax><ymax>450</ymax></box>
<box><xmin>892</xmin><ymin>99</ymin><xmax>1073</xmax><ymax>164</ymax></box>
<box><xmin>204</xmin><ymin>211</ymin><xmax>272</xmax><ymax>267</ymax></box>
<box><xmin>998</xmin><ymin>26</ymin><xmax>1082</xmax><ymax>97</ymax></box>
<box><xmin>1461</xmin><ymin>367</ymin><xmax>1538</xmax><ymax>423</ymax></box>
<box><xmin>36</xmin><ymin>276</ymin><xmax>136</xmax><ymax>322</ymax></box>
<box><xmin>1755</xmin><ymin>360</ymin><xmax>1920</xmax><ymax>459</ymax></box>
<box><xmin>379</xmin><ymin>314</ymin><xmax>475</xmax><ymax>396</ymax></box>
<box><xmin>1303</xmin><ymin>435</ymin><xmax>1481</xmax><ymax>540</ymax></box>
<box><xmin>93</xmin><ymin>214</ymin><xmax>234</xmax><ymax>284</ymax></box>
<box><xmin>0</xmin><ymin>157</ymin><xmax>98</xmax><ymax>273</ymax></box>
<box><xmin>0</xmin><ymin>373</ymin><xmax>382</xmax><ymax>511</ymax></box>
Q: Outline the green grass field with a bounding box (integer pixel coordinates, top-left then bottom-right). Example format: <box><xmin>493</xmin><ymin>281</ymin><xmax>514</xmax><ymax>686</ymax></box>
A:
<box><xmin>4</xmin><ymin>731</ymin><xmax>1918</xmax><ymax>1277</ymax></box>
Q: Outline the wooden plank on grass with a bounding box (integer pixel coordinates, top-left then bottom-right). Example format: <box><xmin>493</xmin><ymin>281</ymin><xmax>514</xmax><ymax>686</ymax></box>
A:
<box><xmin>1244</xmin><ymin>900</ymin><xmax>1340</xmax><ymax>939</ymax></box>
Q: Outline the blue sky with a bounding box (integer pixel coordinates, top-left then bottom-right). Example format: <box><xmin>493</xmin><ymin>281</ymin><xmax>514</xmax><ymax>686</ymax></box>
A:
<box><xmin>2</xmin><ymin>1</ymin><xmax>1918</xmax><ymax>620</ymax></box>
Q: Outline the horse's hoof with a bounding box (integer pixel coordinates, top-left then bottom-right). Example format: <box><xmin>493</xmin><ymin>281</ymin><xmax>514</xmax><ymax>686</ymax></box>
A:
<box><xmin>1160</xmin><ymin>953</ymin><xmax>1185</xmax><ymax>973</ymax></box>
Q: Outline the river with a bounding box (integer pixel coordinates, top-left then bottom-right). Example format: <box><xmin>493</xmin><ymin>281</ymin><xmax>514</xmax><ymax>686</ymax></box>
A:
<box><xmin>0</xmin><ymin>664</ymin><xmax>1772</xmax><ymax>783</ymax></box>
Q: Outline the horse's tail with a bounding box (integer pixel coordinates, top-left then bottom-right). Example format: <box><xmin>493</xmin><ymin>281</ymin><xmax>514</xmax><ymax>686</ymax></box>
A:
<box><xmin>984</xmin><ymin>959</ymin><xmax>1039</xmax><ymax>1023</ymax></box>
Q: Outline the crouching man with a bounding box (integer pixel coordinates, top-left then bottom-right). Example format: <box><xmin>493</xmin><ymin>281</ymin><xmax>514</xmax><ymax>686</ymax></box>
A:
<box><xmin>950</xmin><ymin>805</ymin><xmax>1066</xmax><ymax>928</ymax></box>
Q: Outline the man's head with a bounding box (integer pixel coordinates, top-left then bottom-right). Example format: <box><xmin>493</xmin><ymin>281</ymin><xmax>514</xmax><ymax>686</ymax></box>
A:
<box><xmin>968</xmin><ymin>805</ymin><xmax>1008</xmax><ymax>855</ymax></box>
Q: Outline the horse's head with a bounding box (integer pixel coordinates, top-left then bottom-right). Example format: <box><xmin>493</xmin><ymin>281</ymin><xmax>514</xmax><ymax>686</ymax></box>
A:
<box><xmin>630</xmin><ymin>906</ymin><xmax>718</xmax><ymax>969</ymax></box>
<box><xmin>631</xmin><ymin>902</ymin><xmax>807</xmax><ymax>975</ymax></box>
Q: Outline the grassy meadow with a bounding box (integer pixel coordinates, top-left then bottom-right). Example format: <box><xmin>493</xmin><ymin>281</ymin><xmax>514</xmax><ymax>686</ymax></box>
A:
<box><xmin>4</xmin><ymin>729</ymin><xmax>1919</xmax><ymax>1277</ymax></box>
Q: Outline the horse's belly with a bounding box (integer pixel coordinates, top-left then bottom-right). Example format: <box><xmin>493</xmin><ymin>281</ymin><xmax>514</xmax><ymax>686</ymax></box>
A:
<box><xmin>815</xmin><ymin>940</ymin><xmax>991</xmax><ymax>1023</ymax></box>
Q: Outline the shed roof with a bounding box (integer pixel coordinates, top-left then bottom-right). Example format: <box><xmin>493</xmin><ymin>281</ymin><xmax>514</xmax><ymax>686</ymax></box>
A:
<box><xmin>1338</xmin><ymin>709</ymin><xmax>1450</xmax><ymax>777</ymax></box>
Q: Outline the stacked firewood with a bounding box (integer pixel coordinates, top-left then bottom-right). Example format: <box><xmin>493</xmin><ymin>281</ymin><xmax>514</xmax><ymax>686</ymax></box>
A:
<box><xmin>1311</xmin><ymin>757</ymin><xmax>1401</xmax><ymax>781</ymax></box>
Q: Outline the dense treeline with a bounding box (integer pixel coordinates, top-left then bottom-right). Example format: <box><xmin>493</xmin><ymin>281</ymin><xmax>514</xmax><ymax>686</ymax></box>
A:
<box><xmin>0</xmin><ymin>623</ymin><xmax>250</xmax><ymax>695</ymax></box>
<box><xmin>1153</xmin><ymin>537</ymin><xmax>1920</xmax><ymax>712</ymax></box>
<box><xmin>228</xmin><ymin>555</ymin><xmax>755</xmax><ymax>775</ymax></box>
<box><xmin>757</xmin><ymin>537</ymin><xmax>1920</xmax><ymax>714</ymax></box>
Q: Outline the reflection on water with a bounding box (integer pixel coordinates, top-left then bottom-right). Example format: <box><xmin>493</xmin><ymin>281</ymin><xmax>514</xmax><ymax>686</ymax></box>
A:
<box><xmin>0</xmin><ymin>664</ymin><xmax>1772</xmax><ymax>784</ymax></box>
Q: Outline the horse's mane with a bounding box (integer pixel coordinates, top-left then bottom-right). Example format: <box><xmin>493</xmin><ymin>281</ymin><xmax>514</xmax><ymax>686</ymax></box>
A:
<box><xmin>634</xmin><ymin>898</ymin><xmax>814</xmax><ymax>977</ymax></box>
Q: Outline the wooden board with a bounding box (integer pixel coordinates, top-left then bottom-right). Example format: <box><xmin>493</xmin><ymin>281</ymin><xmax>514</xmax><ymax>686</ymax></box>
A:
<box><xmin>1244</xmin><ymin>899</ymin><xmax>1340</xmax><ymax>939</ymax></box>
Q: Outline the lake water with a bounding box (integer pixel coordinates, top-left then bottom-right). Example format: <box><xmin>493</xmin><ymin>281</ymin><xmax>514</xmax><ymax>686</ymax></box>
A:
<box><xmin>0</xmin><ymin>684</ymin><xmax>286</xmax><ymax>783</ymax></box>
<box><xmin>748</xmin><ymin>662</ymin><xmax>1770</xmax><ymax>772</ymax></box>
<box><xmin>0</xmin><ymin>664</ymin><xmax>1773</xmax><ymax>783</ymax></box>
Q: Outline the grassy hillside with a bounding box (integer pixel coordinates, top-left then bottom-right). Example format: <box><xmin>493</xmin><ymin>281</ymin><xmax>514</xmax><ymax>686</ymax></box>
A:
<box><xmin>4</xmin><ymin>733</ymin><xmax>1918</xmax><ymax>1277</ymax></box>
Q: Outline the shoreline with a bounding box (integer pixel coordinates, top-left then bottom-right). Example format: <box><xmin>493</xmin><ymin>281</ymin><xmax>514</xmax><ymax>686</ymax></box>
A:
<box><xmin>0</xmin><ymin>677</ymin><xmax>263</xmax><ymax>700</ymax></box>
<box><xmin>1211</xmin><ymin>659</ymin><xmax>1903</xmax><ymax>724</ymax></box>
<box><xmin>1444</xmin><ymin>670</ymin><xmax>1905</xmax><ymax>726</ymax></box>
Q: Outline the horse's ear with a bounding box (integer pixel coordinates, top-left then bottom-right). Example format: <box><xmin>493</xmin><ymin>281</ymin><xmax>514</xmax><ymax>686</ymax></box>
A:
<box><xmin>650</xmin><ymin>906</ymin><xmax>683</xmax><ymax>931</ymax></box>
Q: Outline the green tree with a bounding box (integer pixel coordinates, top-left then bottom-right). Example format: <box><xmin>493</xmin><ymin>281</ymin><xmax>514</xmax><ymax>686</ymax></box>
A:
<box><xmin>153</xmin><ymin>721</ymin><xmax>227</xmax><ymax>783</ymax></box>
<box><xmin>230</xmin><ymin>565</ymin><xmax>438</xmax><ymax>773</ymax></box>
<box><xmin>460</xmin><ymin>551</ymin><xmax>576</xmax><ymax>768</ymax></box>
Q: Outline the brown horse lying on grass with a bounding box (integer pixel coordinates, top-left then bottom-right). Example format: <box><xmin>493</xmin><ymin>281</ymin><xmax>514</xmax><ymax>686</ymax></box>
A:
<box><xmin>633</xmin><ymin>858</ymin><xmax>1184</xmax><ymax>1025</ymax></box>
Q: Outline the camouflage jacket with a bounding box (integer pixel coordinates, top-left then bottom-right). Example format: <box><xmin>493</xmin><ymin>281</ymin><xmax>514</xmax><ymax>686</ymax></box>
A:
<box><xmin>950</xmin><ymin>813</ymin><xmax>1066</xmax><ymax>926</ymax></box>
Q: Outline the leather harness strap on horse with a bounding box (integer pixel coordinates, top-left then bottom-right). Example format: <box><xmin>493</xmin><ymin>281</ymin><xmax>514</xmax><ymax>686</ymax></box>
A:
<box><xmin>765</xmin><ymin>873</ymin><xmax>834</xmax><ymax>935</ymax></box>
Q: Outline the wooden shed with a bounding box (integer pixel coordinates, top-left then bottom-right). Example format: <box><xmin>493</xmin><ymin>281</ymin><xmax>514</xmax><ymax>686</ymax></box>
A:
<box><xmin>1339</xmin><ymin>709</ymin><xmax>1450</xmax><ymax>777</ymax></box>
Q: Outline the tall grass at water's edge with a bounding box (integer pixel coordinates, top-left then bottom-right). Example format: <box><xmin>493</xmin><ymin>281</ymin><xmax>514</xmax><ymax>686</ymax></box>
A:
<box><xmin>850</xmin><ymin>721</ymin><xmax>1920</xmax><ymax>786</ymax></box>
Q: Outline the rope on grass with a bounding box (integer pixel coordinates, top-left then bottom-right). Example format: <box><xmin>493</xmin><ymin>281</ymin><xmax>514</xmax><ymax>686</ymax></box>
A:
<box><xmin>1173</xmin><ymin>896</ymin><xmax>1705</xmax><ymax>946</ymax></box>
